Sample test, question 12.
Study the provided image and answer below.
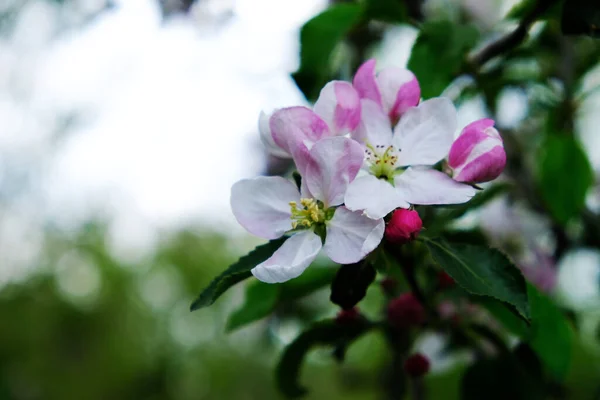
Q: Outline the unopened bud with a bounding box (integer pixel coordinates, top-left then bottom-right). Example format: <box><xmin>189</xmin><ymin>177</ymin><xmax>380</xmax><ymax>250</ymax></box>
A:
<box><xmin>335</xmin><ymin>307</ymin><xmax>361</xmax><ymax>325</ymax></box>
<box><xmin>448</xmin><ymin>118</ymin><xmax>506</xmax><ymax>184</ymax></box>
<box><xmin>380</xmin><ymin>277</ymin><xmax>398</xmax><ymax>296</ymax></box>
<box><xmin>438</xmin><ymin>271</ymin><xmax>455</xmax><ymax>289</ymax></box>
<box><xmin>387</xmin><ymin>293</ymin><xmax>425</xmax><ymax>328</ymax></box>
<box><xmin>385</xmin><ymin>209</ymin><xmax>422</xmax><ymax>244</ymax></box>
<box><xmin>404</xmin><ymin>353</ymin><xmax>430</xmax><ymax>377</ymax></box>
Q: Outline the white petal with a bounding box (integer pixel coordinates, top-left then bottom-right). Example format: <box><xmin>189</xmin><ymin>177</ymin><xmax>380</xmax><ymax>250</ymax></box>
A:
<box><xmin>353</xmin><ymin>99</ymin><xmax>393</xmax><ymax>146</ymax></box>
<box><xmin>344</xmin><ymin>175</ymin><xmax>409</xmax><ymax>219</ymax></box>
<box><xmin>252</xmin><ymin>231</ymin><xmax>322</xmax><ymax>283</ymax></box>
<box><xmin>231</xmin><ymin>176</ymin><xmax>300</xmax><ymax>239</ymax></box>
<box><xmin>377</xmin><ymin>67</ymin><xmax>417</xmax><ymax>116</ymax></box>
<box><xmin>313</xmin><ymin>81</ymin><xmax>361</xmax><ymax>135</ymax></box>
<box><xmin>259</xmin><ymin>110</ymin><xmax>291</xmax><ymax>158</ymax></box>
<box><xmin>393</xmin><ymin>97</ymin><xmax>457</xmax><ymax>167</ymax></box>
<box><xmin>394</xmin><ymin>167</ymin><xmax>476</xmax><ymax>205</ymax></box>
<box><xmin>305</xmin><ymin>137</ymin><xmax>364</xmax><ymax>207</ymax></box>
<box><xmin>324</xmin><ymin>207</ymin><xmax>384</xmax><ymax>264</ymax></box>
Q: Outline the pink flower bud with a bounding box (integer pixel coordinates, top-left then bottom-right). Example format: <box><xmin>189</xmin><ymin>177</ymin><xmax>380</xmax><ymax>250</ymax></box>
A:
<box><xmin>448</xmin><ymin>119</ymin><xmax>506</xmax><ymax>184</ymax></box>
<box><xmin>404</xmin><ymin>353</ymin><xmax>430</xmax><ymax>377</ymax></box>
<box><xmin>385</xmin><ymin>209</ymin><xmax>422</xmax><ymax>244</ymax></box>
<box><xmin>387</xmin><ymin>293</ymin><xmax>425</xmax><ymax>328</ymax></box>
<box><xmin>335</xmin><ymin>307</ymin><xmax>362</xmax><ymax>325</ymax></box>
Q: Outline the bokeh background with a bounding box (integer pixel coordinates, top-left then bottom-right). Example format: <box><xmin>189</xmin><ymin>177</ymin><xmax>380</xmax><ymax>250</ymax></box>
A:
<box><xmin>2</xmin><ymin>0</ymin><xmax>600</xmax><ymax>399</ymax></box>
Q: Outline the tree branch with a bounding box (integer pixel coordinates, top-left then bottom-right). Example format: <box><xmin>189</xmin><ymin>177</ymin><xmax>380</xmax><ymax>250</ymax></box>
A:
<box><xmin>470</xmin><ymin>0</ymin><xmax>559</xmax><ymax>67</ymax></box>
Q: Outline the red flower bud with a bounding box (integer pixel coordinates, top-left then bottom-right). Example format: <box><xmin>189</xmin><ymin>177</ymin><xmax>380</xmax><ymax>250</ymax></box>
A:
<box><xmin>438</xmin><ymin>271</ymin><xmax>455</xmax><ymax>289</ymax></box>
<box><xmin>385</xmin><ymin>209</ymin><xmax>422</xmax><ymax>244</ymax></box>
<box><xmin>404</xmin><ymin>353</ymin><xmax>430</xmax><ymax>377</ymax></box>
<box><xmin>335</xmin><ymin>307</ymin><xmax>361</xmax><ymax>325</ymax></box>
<box><xmin>387</xmin><ymin>293</ymin><xmax>425</xmax><ymax>328</ymax></box>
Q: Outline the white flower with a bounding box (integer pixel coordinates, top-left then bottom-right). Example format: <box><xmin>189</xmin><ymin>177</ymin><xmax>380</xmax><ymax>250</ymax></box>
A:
<box><xmin>344</xmin><ymin>97</ymin><xmax>476</xmax><ymax>219</ymax></box>
<box><xmin>231</xmin><ymin>137</ymin><xmax>384</xmax><ymax>283</ymax></box>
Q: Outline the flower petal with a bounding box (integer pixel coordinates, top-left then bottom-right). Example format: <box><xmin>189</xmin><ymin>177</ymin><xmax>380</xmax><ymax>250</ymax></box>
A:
<box><xmin>393</xmin><ymin>97</ymin><xmax>457</xmax><ymax>167</ymax></box>
<box><xmin>305</xmin><ymin>137</ymin><xmax>364</xmax><ymax>207</ymax></box>
<box><xmin>324</xmin><ymin>206</ymin><xmax>384</xmax><ymax>264</ymax></box>
<box><xmin>448</xmin><ymin>118</ymin><xmax>496</xmax><ymax>168</ymax></box>
<box><xmin>454</xmin><ymin>145</ymin><xmax>506</xmax><ymax>183</ymax></box>
<box><xmin>377</xmin><ymin>67</ymin><xmax>420</xmax><ymax>121</ymax></box>
<box><xmin>353</xmin><ymin>99</ymin><xmax>393</xmax><ymax>146</ymax></box>
<box><xmin>259</xmin><ymin>110</ymin><xmax>291</xmax><ymax>158</ymax></box>
<box><xmin>270</xmin><ymin>106</ymin><xmax>330</xmax><ymax>154</ymax></box>
<box><xmin>352</xmin><ymin>59</ymin><xmax>382</xmax><ymax>106</ymax></box>
<box><xmin>394</xmin><ymin>167</ymin><xmax>476</xmax><ymax>205</ymax></box>
<box><xmin>314</xmin><ymin>81</ymin><xmax>362</xmax><ymax>135</ymax></box>
<box><xmin>231</xmin><ymin>176</ymin><xmax>300</xmax><ymax>239</ymax></box>
<box><xmin>344</xmin><ymin>175</ymin><xmax>409</xmax><ymax>219</ymax></box>
<box><xmin>252</xmin><ymin>231</ymin><xmax>322</xmax><ymax>283</ymax></box>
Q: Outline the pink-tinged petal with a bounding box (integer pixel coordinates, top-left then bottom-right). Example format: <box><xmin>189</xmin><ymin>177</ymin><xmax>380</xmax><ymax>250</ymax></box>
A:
<box><xmin>394</xmin><ymin>167</ymin><xmax>476</xmax><ymax>205</ymax></box>
<box><xmin>393</xmin><ymin>97</ymin><xmax>457</xmax><ymax>167</ymax></box>
<box><xmin>252</xmin><ymin>231</ymin><xmax>322</xmax><ymax>283</ymax></box>
<box><xmin>454</xmin><ymin>145</ymin><xmax>506</xmax><ymax>183</ymax></box>
<box><xmin>231</xmin><ymin>176</ymin><xmax>300</xmax><ymax>239</ymax></box>
<box><xmin>305</xmin><ymin>137</ymin><xmax>364</xmax><ymax>207</ymax></box>
<box><xmin>353</xmin><ymin>99</ymin><xmax>393</xmax><ymax>146</ymax></box>
<box><xmin>352</xmin><ymin>59</ymin><xmax>382</xmax><ymax>106</ymax></box>
<box><xmin>377</xmin><ymin>67</ymin><xmax>420</xmax><ymax>121</ymax></box>
<box><xmin>270</xmin><ymin>106</ymin><xmax>330</xmax><ymax>154</ymax></box>
<box><xmin>259</xmin><ymin>110</ymin><xmax>291</xmax><ymax>158</ymax></box>
<box><xmin>448</xmin><ymin>118</ymin><xmax>497</xmax><ymax>167</ymax></box>
<box><xmin>323</xmin><ymin>206</ymin><xmax>384</xmax><ymax>264</ymax></box>
<box><xmin>314</xmin><ymin>81</ymin><xmax>362</xmax><ymax>135</ymax></box>
<box><xmin>344</xmin><ymin>175</ymin><xmax>409</xmax><ymax>219</ymax></box>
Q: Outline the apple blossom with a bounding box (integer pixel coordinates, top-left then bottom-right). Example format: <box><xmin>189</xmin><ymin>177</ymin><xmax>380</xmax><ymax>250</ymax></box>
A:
<box><xmin>344</xmin><ymin>97</ymin><xmax>476</xmax><ymax>219</ymax></box>
<box><xmin>352</xmin><ymin>58</ymin><xmax>421</xmax><ymax>125</ymax></box>
<box><xmin>258</xmin><ymin>80</ymin><xmax>361</xmax><ymax>161</ymax></box>
<box><xmin>448</xmin><ymin>118</ymin><xmax>506</xmax><ymax>183</ymax></box>
<box><xmin>385</xmin><ymin>208</ymin><xmax>423</xmax><ymax>244</ymax></box>
<box><xmin>230</xmin><ymin>137</ymin><xmax>384</xmax><ymax>283</ymax></box>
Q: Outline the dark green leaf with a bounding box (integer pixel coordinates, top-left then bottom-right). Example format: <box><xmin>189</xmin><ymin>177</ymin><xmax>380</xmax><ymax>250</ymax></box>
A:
<box><xmin>330</xmin><ymin>261</ymin><xmax>376</xmax><ymax>310</ymax></box>
<box><xmin>293</xmin><ymin>4</ymin><xmax>363</xmax><ymax>99</ymax></box>
<box><xmin>461</xmin><ymin>352</ymin><xmax>544</xmax><ymax>400</ymax></box>
<box><xmin>478</xmin><ymin>297</ymin><xmax>530</xmax><ymax>339</ymax></box>
<box><xmin>506</xmin><ymin>0</ymin><xmax>563</xmax><ymax>20</ymax></box>
<box><xmin>537</xmin><ymin>135</ymin><xmax>593</xmax><ymax>225</ymax></box>
<box><xmin>364</xmin><ymin>0</ymin><xmax>407</xmax><ymax>23</ymax></box>
<box><xmin>528</xmin><ymin>285</ymin><xmax>572</xmax><ymax>380</ymax></box>
<box><xmin>276</xmin><ymin>319</ymin><xmax>371</xmax><ymax>398</ymax></box>
<box><xmin>225</xmin><ymin>282</ymin><xmax>279</xmax><ymax>332</ymax></box>
<box><xmin>190</xmin><ymin>238</ymin><xmax>286</xmax><ymax>311</ymax></box>
<box><xmin>408</xmin><ymin>21</ymin><xmax>480</xmax><ymax>98</ymax></box>
<box><xmin>561</xmin><ymin>0</ymin><xmax>600</xmax><ymax>37</ymax></box>
<box><xmin>423</xmin><ymin>238</ymin><xmax>529</xmax><ymax>320</ymax></box>
<box><xmin>226</xmin><ymin>266</ymin><xmax>337</xmax><ymax>332</ymax></box>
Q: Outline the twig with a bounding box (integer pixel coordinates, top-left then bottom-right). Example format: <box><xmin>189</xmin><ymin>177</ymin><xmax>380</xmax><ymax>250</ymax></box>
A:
<box><xmin>470</xmin><ymin>0</ymin><xmax>559</xmax><ymax>67</ymax></box>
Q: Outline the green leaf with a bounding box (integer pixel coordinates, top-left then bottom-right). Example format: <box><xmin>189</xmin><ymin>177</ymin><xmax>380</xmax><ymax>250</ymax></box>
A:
<box><xmin>408</xmin><ymin>21</ymin><xmax>480</xmax><ymax>99</ymax></box>
<box><xmin>276</xmin><ymin>319</ymin><xmax>372</xmax><ymax>398</ymax></box>
<box><xmin>479</xmin><ymin>297</ymin><xmax>530</xmax><ymax>339</ymax></box>
<box><xmin>461</xmin><ymin>352</ymin><xmax>544</xmax><ymax>400</ymax></box>
<box><xmin>225</xmin><ymin>266</ymin><xmax>337</xmax><ymax>332</ymax></box>
<box><xmin>528</xmin><ymin>285</ymin><xmax>572</xmax><ymax>380</ymax></box>
<box><xmin>364</xmin><ymin>0</ymin><xmax>407</xmax><ymax>23</ymax></box>
<box><xmin>536</xmin><ymin>135</ymin><xmax>593</xmax><ymax>225</ymax></box>
<box><xmin>190</xmin><ymin>238</ymin><xmax>286</xmax><ymax>311</ymax></box>
<box><xmin>225</xmin><ymin>282</ymin><xmax>279</xmax><ymax>332</ymax></box>
<box><xmin>506</xmin><ymin>0</ymin><xmax>563</xmax><ymax>20</ymax></box>
<box><xmin>561</xmin><ymin>0</ymin><xmax>600</xmax><ymax>37</ymax></box>
<box><xmin>293</xmin><ymin>4</ymin><xmax>363</xmax><ymax>99</ymax></box>
<box><xmin>423</xmin><ymin>237</ymin><xmax>529</xmax><ymax>320</ymax></box>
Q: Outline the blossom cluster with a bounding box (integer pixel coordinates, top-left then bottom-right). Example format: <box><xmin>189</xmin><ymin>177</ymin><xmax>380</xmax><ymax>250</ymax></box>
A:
<box><xmin>231</xmin><ymin>59</ymin><xmax>506</xmax><ymax>283</ymax></box>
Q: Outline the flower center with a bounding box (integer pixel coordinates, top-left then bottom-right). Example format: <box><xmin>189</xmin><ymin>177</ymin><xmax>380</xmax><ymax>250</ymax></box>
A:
<box><xmin>289</xmin><ymin>198</ymin><xmax>327</xmax><ymax>229</ymax></box>
<box><xmin>365</xmin><ymin>143</ymin><xmax>400</xmax><ymax>181</ymax></box>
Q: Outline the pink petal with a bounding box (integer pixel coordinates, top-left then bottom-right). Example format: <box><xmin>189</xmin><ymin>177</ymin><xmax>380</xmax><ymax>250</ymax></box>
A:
<box><xmin>323</xmin><ymin>206</ymin><xmax>384</xmax><ymax>264</ymax></box>
<box><xmin>394</xmin><ymin>167</ymin><xmax>476</xmax><ymax>205</ymax></box>
<box><xmin>454</xmin><ymin>145</ymin><xmax>506</xmax><ymax>183</ymax></box>
<box><xmin>314</xmin><ymin>81</ymin><xmax>362</xmax><ymax>135</ymax></box>
<box><xmin>231</xmin><ymin>176</ymin><xmax>300</xmax><ymax>239</ymax></box>
<box><xmin>377</xmin><ymin>67</ymin><xmax>420</xmax><ymax>122</ymax></box>
<box><xmin>269</xmin><ymin>106</ymin><xmax>330</xmax><ymax>154</ymax></box>
<box><xmin>352</xmin><ymin>59</ymin><xmax>382</xmax><ymax>106</ymax></box>
<box><xmin>393</xmin><ymin>97</ymin><xmax>457</xmax><ymax>167</ymax></box>
<box><xmin>344</xmin><ymin>175</ymin><xmax>409</xmax><ymax>219</ymax></box>
<box><xmin>305</xmin><ymin>137</ymin><xmax>364</xmax><ymax>207</ymax></box>
<box><xmin>252</xmin><ymin>231</ymin><xmax>322</xmax><ymax>283</ymax></box>
<box><xmin>448</xmin><ymin>118</ymin><xmax>496</xmax><ymax>168</ymax></box>
<box><xmin>353</xmin><ymin>99</ymin><xmax>393</xmax><ymax>146</ymax></box>
<box><xmin>259</xmin><ymin>110</ymin><xmax>291</xmax><ymax>158</ymax></box>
